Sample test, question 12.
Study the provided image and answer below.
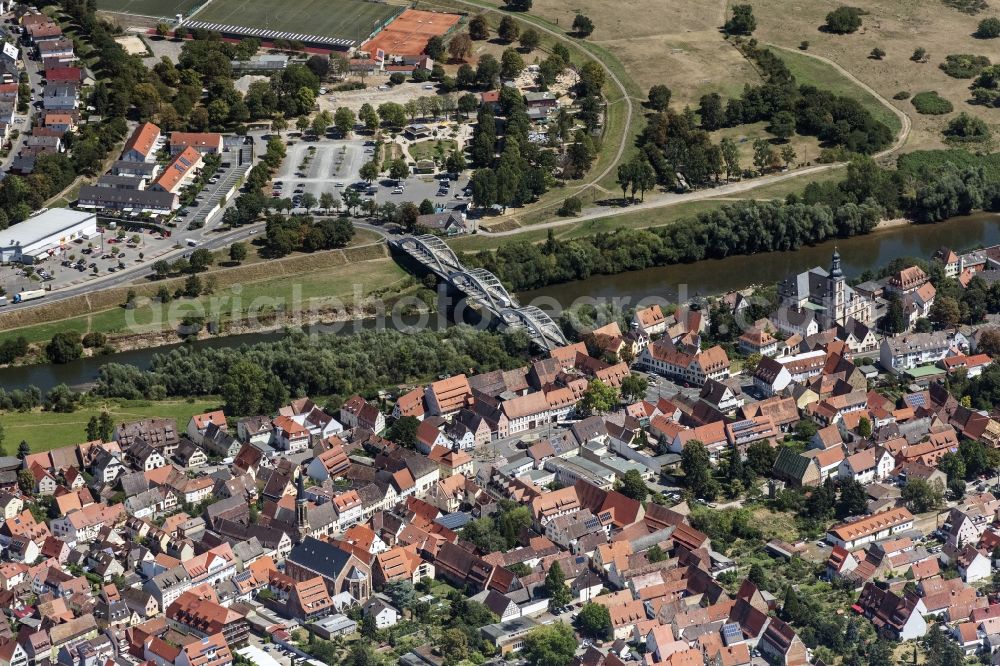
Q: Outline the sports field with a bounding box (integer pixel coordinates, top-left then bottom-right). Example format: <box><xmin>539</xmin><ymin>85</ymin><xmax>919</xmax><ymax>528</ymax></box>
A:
<box><xmin>190</xmin><ymin>0</ymin><xmax>403</xmax><ymax>44</ymax></box>
<box><xmin>97</xmin><ymin>0</ymin><xmax>201</xmax><ymax>18</ymax></box>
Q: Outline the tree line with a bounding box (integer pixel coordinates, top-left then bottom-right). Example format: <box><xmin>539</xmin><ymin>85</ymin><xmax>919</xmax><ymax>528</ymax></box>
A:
<box><xmin>464</xmin><ymin>148</ymin><xmax>1000</xmax><ymax>292</ymax></box>
<box><xmin>92</xmin><ymin>326</ymin><xmax>534</xmax><ymax>415</ymax></box>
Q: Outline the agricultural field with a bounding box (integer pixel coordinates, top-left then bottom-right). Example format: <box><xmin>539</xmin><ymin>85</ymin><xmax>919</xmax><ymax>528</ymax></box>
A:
<box><xmin>96</xmin><ymin>0</ymin><xmax>201</xmax><ymax>18</ymax></box>
<box><xmin>191</xmin><ymin>0</ymin><xmax>403</xmax><ymax>41</ymax></box>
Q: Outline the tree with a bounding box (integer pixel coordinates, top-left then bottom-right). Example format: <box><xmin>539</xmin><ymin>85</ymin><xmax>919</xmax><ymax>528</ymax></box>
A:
<box><xmin>768</xmin><ymin>110</ymin><xmax>796</xmax><ymax>141</ymax></box>
<box><xmin>930</xmin><ymin>295</ymin><xmax>961</xmax><ymax>327</ymax></box>
<box><xmin>752</xmin><ymin>138</ymin><xmax>774</xmax><ymax>173</ymax></box>
<box><xmin>976</xmin><ymin>17</ymin><xmax>1000</xmax><ymax>38</ymax></box>
<box><xmin>746</xmin><ymin>440</ymin><xmax>777</xmax><ymax>476</ymax></box>
<box><xmin>647</xmin><ymin>544</ymin><xmax>667</xmax><ymax>562</ymax></box>
<box><xmin>17</xmin><ymin>440</ymin><xmax>30</xmax><ymax>460</ymax></box>
<box><xmin>229</xmin><ymin>242</ymin><xmax>248</xmax><ymax>264</ymax></box>
<box><xmin>681</xmin><ymin>440</ymin><xmax>719</xmax><ymax>500</ymax></box>
<box><xmin>884</xmin><ymin>293</ymin><xmax>907</xmax><ymax>334</ymax></box>
<box><xmin>476</xmin><ymin>54</ymin><xmax>500</xmax><ymax>88</ymax></box>
<box><xmin>389</xmin><ymin>158</ymin><xmax>409</xmax><ymax>183</ymax></box>
<box><xmin>544</xmin><ymin>562</ymin><xmax>571</xmax><ymax>609</ymax></box>
<box><xmin>620</xmin><ymin>373</ymin><xmax>648</xmax><ymax>402</ymax></box>
<box><xmin>189</xmin><ymin>248</ymin><xmax>214</xmax><ymax>272</ymax></box>
<box><xmin>439</xmin><ymin>628</ymin><xmax>469</xmax><ymax>664</ymax></box>
<box><xmin>519</xmin><ymin>28</ymin><xmax>540</xmax><ymax>52</ymax></box>
<box><xmin>503</xmin><ymin>0</ymin><xmax>532</xmax><ymax>9</ymax></box>
<box><xmin>424</xmin><ymin>35</ymin><xmax>445</xmax><ymax>60</ymax></box>
<box><xmin>617</xmin><ymin>160</ymin><xmax>634</xmax><ymax>203</ymax></box>
<box><xmin>387</xmin><ymin>416</ymin><xmax>420</xmax><ymax>448</ymax></box>
<box><xmin>577</xmin><ymin>603</ymin><xmax>612</xmax><ymax>640</ymax></box>
<box><xmin>301</xmin><ymin>192</ymin><xmax>318</xmax><ymax>212</ymax></box>
<box><xmin>221</xmin><ymin>359</ymin><xmax>268</xmax><ymax>416</ymax></box>
<box><xmin>155</xmin><ymin>22</ymin><xmax>170</xmax><ymax>37</ymax></box>
<box><xmin>780</xmin><ymin>144</ymin><xmax>796</xmax><ymax>168</ymax></box>
<box><xmin>912</xmin><ymin>46</ymin><xmax>927</xmax><ymax>62</ymax></box>
<box><xmin>825</xmin><ymin>6</ymin><xmax>863</xmax><ymax>34</ymax></box>
<box><xmin>389</xmin><ymin>72</ymin><xmax>406</xmax><ymax>85</ymax></box>
<box><xmin>572</xmin><ymin>14</ymin><xmax>595</xmax><ymax>37</ymax></box>
<box><xmin>448</xmin><ymin>32</ymin><xmax>473</xmax><ymax>62</ymax></box>
<box><xmin>334</xmin><ymin>107</ymin><xmax>356</xmax><ymax>137</ymax></box>
<box><xmin>581</xmin><ymin>378</ymin><xmax>619</xmax><ymax>414</ymax></box>
<box><xmin>98</xmin><ymin>411</ymin><xmax>114</xmax><ymax>442</ymax></box>
<box><xmin>721</xmin><ymin>137</ymin><xmax>740</xmax><ymax>181</ymax></box>
<box><xmin>360</xmin><ymin>160</ymin><xmax>380</xmax><ymax>184</ymax></box>
<box><xmin>902</xmin><ymin>478</ymin><xmax>945</xmax><ymax>513</ymax></box>
<box><xmin>46</xmin><ymin>332</ymin><xmax>83</xmax><ymax>364</ymax></box>
<box><xmin>521</xmin><ymin>624</ymin><xmax>577</xmax><ymax>666</ymax></box>
<box><xmin>500</xmin><ymin>48</ymin><xmax>525</xmax><ymax>80</ymax></box>
<box><xmin>615</xmin><ymin>469</ymin><xmax>650</xmax><ymax>502</ymax></box>
<box><xmin>870</xmin><ymin>47</ymin><xmax>886</xmax><ymax>60</ymax></box>
<box><xmin>320</xmin><ymin>192</ymin><xmax>338</xmax><ymax>212</ymax></box>
<box><xmin>359</xmin><ymin>103</ymin><xmax>379</xmax><ymax>132</ymax></box>
<box><xmin>497</xmin><ymin>16</ymin><xmax>520</xmax><ymax>43</ymax></box>
<box><xmin>86</xmin><ymin>416</ymin><xmax>101</xmax><ymax>441</ymax></box>
<box><xmin>724</xmin><ymin>4</ymin><xmax>756</xmax><ymax>35</ymax></box>
<box><xmin>311</xmin><ymin>110</ymin><xmax>332</xmax><ymax>135</ymax></box>
<box><xmin>647</xmin><ymin>84</ymin><xmax>672</xmax><ymax>111</ymax></box>
<box><xmin>978</xmin><ymin>328</ymin><xmax>1000</xmax><ymax>356</ymax></box>
<box><xmin>858</xmin><ymin>415</ymin><xmax>872</xmax><ymax>438</ymax></box>
<box><xmin>699</xmin><ymin>93</ymin><xmax>724</xmax><ymax>130</ymax></box>
<box><xmin>838</xmin><ymin>478</ymin><xmax>869</xmax><ymax>518</ymax></box>
<box><xmin>469</xmin><ymin>15</ymin><xmax>489</xmax><ymax>40</ymax></box>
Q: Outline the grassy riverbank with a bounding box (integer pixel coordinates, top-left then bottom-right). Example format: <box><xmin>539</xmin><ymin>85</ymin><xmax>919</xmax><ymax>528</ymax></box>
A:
<box><xmin>0</xmin><ymin>249</ymin><xmax>413</xmax><ymax>347</ymax></box>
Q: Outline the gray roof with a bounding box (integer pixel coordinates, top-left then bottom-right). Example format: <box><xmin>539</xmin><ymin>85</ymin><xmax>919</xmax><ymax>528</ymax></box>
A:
<box><xmin>78</xmin><ymin>185</ymin><xmax>175</xmax><ymax>208</ymax></box>
<box><xmin>287</xmin><ymin>536</ymin><xmax>354</xmax><ymax>578</ymax></box>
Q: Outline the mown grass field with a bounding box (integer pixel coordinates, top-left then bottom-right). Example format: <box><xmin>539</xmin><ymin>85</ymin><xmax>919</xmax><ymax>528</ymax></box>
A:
<box><xmin>0</xmin><ymin>248</ymin><xmax>410</xmax><ymax>346</ymax></box>
<box><xmin>0</xmin><ymin>397</ymin><xmax>221</xmax><ymax>451</ymax></box>
<box><xmin>192</xmin><ymin>0</ymin><xmax>402</xmax><ymax>40</ymax></box>
<box><xmin>96</xmin><ymin>0</ymin><xmax>200</xmax><ymax>18</ymax></box>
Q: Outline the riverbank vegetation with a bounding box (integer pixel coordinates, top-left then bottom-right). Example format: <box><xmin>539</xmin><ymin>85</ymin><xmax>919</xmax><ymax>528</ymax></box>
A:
<box><xmin>463</xmin><ymin>149</ymin><xmax>1000</xmax><ymax>291</ymax></box>
<box><xmin>92</xmin><ymin>327</ymin><xmax>533</xmax><ymax>416</ymax></box>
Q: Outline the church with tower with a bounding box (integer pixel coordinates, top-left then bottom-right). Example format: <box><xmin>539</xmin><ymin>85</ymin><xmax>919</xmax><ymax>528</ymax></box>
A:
<box><xmin>775</xmin><ymin>249</ymin><xmax>875</xmax><ymax>333</ymax></box>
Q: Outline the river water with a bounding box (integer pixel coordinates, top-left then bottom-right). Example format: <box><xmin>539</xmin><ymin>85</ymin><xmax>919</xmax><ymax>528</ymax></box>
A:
<box><xmin>4</xmin><ymin>212</ymin><xmax>1000</xmax><ymax>392</ymax></box>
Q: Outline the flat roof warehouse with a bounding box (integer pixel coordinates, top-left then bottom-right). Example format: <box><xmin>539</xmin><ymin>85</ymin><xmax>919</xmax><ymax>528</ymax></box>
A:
<box><xmin>0</xmin><ymin>209</ymin><xmax>97</xmax><ymax>264</ymax></box>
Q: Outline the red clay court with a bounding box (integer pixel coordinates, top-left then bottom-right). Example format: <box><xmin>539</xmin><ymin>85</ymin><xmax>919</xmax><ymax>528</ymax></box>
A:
<box><xmin>361</xmin><ymin>8</ymin><xmax>461</xmax><ymax>58</ymax></box>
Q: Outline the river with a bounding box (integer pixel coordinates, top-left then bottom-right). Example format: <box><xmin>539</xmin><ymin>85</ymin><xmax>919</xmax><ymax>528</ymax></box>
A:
<box><xmin>4</xmin><ymin>212</ymin><xmax>1000</xmax><ymax>393</ymax></box>
<box><xmin>520</xmin><ymin>212</ymin><xmax>1000</xmax><ymax>306</ymax></box>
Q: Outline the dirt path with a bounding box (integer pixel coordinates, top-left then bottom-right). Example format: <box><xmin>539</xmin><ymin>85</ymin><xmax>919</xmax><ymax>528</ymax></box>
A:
<box><xmin>474</xmin><ymin>44</ymin><xmax>913</xmax><ymax>238</ymax></box>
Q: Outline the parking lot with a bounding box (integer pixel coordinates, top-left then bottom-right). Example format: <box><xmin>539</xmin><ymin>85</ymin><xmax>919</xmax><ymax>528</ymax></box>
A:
<box><xmin>274</xmin><ymin>136</ymin><xmax>470</xmax><ymax>214</ymax></box>
<box><xmin>0</xmin><ymin>226</ymin><xmax>181</xmax><ymax>298</ymax></box>
<box><xmin>177</xmin><ymin>144</ymin><xmax>254</xmax><ymax>230</ymax></box>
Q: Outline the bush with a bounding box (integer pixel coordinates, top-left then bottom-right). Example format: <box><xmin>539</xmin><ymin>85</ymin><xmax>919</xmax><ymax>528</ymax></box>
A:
<box><xmin>911</xmin><ymin>47</ymin><xmax>927</xmax><ymax>62</ymax></box>
<box><xmin>824</xmin><ymin>6</ymin><xmax>863</xmax><ymax>34</ymax></box>
<box><xmin>944</xmin><ymin>0</ymin><xmax>988</xmax><ymax>15</ymax></box>
<box><xmin>940</xmin><ymin>54</ymin><xmax>991</xmax><ymax>78</ymax></box>
<box><xmin>81</xmin><ymin>332</ymin><xmax>107</xmax><ymax>348</ymax></box>
<box><xmin>388</xmin><ymin>72</ymin><xmax>405</xmax><ymax>85</ymax></box>
<box><xmin>799</xmin><ymin>40</ymin><xmax>809</xmax><ymax>50</ymax></box>
<box><xmin>943</xmin><ymin>111</ymin><xmax>992</xmax><ymax>141</ymax></box>
<box><xmin>893</xmin><ymin>91</ymin><xmax>911</xmax><ymax>100</ymax></box>
<box><xmin>46</xmin><ymin>332</ymin><xmax>83</xmax><ymax>364</ymax></box>
<box><xmin>976</xmin><ymin>17</ymin><xmax>1000</xmax><ymax>38</ymax></box>
<box><xmin>558</xmin><ymin>196</ymin><xmax>583</xmax><ymax>216</ymax></box>
<box><xmin>911</xmin><ymin>91</ymin><xmax>954</xmax><ymax>115</ymax></box>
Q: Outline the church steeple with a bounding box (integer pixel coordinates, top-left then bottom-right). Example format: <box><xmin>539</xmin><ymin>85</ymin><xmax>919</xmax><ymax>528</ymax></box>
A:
<box><xmin>830</xmin><ymin>247</ymin><xmax>843</xmax><ymax>279</ymax></box>
<box><xmin>295</xmin><ymin>473</ymin><xmax>308</xmax><ymax>533</ymax></box>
